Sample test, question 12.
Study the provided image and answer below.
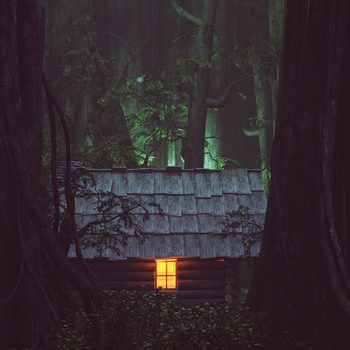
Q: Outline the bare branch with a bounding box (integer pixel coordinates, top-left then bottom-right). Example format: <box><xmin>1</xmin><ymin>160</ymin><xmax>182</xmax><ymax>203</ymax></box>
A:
<box><xmin>169</xmin><ymin>0</ymin><xmax>202</xmax><ymax>26</ymax></box>
<box><xmin>206</xmin><ymin>62</ymin><xmax>273</xmax><ymax>108</ymax></box>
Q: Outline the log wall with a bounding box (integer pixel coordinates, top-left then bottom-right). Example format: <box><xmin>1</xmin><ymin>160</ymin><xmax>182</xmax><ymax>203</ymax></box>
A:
<box><xmin>175</xmin><ymin>258</ymin><xmax>225</xmax><ymax>303</ymax></box>
<box><xmin>71</xmin><ymin>257</ymin><xmax>240</xmax><ymax>303</ymax></box>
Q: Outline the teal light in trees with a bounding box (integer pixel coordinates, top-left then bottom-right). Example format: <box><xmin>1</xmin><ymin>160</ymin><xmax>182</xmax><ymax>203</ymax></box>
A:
<box><xmin>167</xmin><ymin>141</ymin><xmax>176</xmax><ymax>166</ymax></box>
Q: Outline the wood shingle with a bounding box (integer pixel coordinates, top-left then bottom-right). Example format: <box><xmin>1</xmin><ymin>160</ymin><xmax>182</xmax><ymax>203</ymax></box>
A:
<box><xmin>70</xmin><ymin>168</ymin><xmax>266</xmax><ymax>260</ymax></box>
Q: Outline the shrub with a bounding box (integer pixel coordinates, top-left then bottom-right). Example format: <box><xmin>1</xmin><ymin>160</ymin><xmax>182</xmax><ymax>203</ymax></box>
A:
<box><xmin>55</xmin><ymin>290</ymin><xmax>311</xmax><ymax>350</ymax></box>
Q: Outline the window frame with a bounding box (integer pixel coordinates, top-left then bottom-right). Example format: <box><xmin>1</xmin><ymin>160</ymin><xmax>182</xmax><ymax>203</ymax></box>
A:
<box><xmin>155</xmin><ymin>259</ymin><xmax>177</xmax><ymax>290</ymax></box>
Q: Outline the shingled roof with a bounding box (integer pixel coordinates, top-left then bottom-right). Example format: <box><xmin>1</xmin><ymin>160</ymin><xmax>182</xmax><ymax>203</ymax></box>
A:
<box><xmin>69</xmin><ymin>167</ymin><xmax>266</xmax><ymax>260</ymax></box>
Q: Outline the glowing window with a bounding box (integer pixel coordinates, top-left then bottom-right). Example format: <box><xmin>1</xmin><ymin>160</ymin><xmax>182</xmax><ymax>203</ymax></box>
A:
<box><xmin>156</xmin><ymin>259</ymin><xmax>177</xmax><ymax>289</ymax></box>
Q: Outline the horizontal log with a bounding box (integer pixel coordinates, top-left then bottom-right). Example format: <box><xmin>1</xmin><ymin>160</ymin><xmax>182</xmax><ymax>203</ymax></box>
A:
<box><xmin>178</xmin><ymin>269</ymin><xmax>225</xmax><ymax>280</ymax></box>
<box><xmin>87</xmin><ymin>259</ymin><xmax>155</xmax><ymax>272</ymax></box>
<box><xmin>97</xmin><ymin>270</ymin><xmax>154</xmax><ymax>282</ymax></box>
<box><xmin>225</xmin><ymin>268</ymin><xmax>237</xmax><ymax>277</ymax></box>
<box><xmin>178</xmin><ymin>280</ymin><xmax>224</xmax><ymax>290</ymax></box>
<box><xmin>103</xmin><ymin>280</ymin><xmax>154</xmax><ymax>291</ymax></box>
<box><xmin>224</xmin><ymin>260</ymin><xmax>239</xmax><ymax>269</ymax></box>
<box><xmin>177</xmin><ymin>259</ymin><xmax>225</xmax><ymax>270</ymax></box>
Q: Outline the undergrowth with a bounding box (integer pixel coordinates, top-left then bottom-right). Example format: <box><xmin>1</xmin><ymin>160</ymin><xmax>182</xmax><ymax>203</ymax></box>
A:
<box><xmin>54</xmin><ymin>290</ymin><xmax>311</xmax><ymax>350</ymax></box>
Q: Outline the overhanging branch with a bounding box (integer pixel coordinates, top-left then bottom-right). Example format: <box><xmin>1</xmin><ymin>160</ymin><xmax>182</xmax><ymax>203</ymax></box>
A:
<box><xmin>243</xmin><ymin>128</ymin><xmax>262</xmax><ymax>137</ymax></box>
<box><xmin>169</xmin><ymin>0</ymin><xmax>202</xmax><ymax>26</ymax></box>
<box><xmin>206</xmin><ymin>62</ymin><xmax>273</xmax><ymax>108</ymax></box>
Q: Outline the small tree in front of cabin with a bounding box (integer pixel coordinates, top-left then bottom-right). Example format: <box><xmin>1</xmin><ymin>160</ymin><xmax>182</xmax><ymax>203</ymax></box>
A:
<box><xmin>221</xmin><ymin>205</ymin><xmax>263</xmax><ymax>258</ymax></box>
<box><xmin>56</xmin><ymin>171</ymin><xmax>163</xmax><ymax>257</ymax></box>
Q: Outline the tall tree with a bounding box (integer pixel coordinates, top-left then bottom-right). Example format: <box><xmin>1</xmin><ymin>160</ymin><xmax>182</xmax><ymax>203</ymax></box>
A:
<box><xmin>248</xmin><ymin>0</ymin><xmax>350</xmax><ymax>347</ymax></box>
<box><xmin>170</xmin><ymin>0</ymin><xmax>217</xmax><ymax>168</ymax></box>
<box><xmin>0</xmin><ymin>1</ymin><xmax>94</xmax><ymax>348</ymax></box>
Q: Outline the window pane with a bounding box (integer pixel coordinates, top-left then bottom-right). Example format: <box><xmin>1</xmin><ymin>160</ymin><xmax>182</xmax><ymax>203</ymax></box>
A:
<box><xmin>167</xmin><ymin>261</ymin><xmax>176</xmax><ymax>274</ymax></box>
<box><xmin>167</xmin><ymin>276</ymin><xmax>176</xmax><ymax>288</ymax></box>
<box><xmin>157</xmin><ymin>276</ymin><xmax>167</xmax><ymax>288</ymax></box>
<box><xmin>155</xmin><ymin>259</ymin><xmax>177</xmax><ymax>289</ymax></box>
<box><xmin>157</xmin><ymin>261</ymin><xmax>166</xmax><ymax>274</ymax></box>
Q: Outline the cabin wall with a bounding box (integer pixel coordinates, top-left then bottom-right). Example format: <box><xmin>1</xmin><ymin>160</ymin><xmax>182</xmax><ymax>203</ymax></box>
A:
<box><xmin>176</xmin><ymin>258</ymin><xmax>225</xmax><ymax>303</ymax></box>
<box><xmin>84</xmin><ymin>258</ymin><xmax>155</xmax><ymax>291</ymax></box>
<box><xmin>71</xmin><ymin>258</ymin><xmax>242</xmax><ymax>303</ymax></box>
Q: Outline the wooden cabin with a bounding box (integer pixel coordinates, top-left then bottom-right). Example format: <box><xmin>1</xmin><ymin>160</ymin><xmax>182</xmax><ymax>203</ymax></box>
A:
<box><xmin>68</xmin><ymin>167</ymin><xmax>266</xmax><ymax>303</ymax></box>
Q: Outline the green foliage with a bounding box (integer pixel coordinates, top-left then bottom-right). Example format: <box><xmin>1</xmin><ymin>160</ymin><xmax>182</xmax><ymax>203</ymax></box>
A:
<box><xmin>238</xmin><ymin>92</ymin><xmax>248</xmax><ymax>101</ymax></box>
<box><xmin>204</xmin><ymin>138</ymin><xmax>238</xmax><ymax>170</ymax></box>
<box><xmin>58</xmin><ymin>13</ymin><xmax>100</xmax><ymax>89</ymax></box>
<box><xmin>46</xmin><ymin>11</ymin><xmax>139</xmax><ymax>167</ymax></box>
<box><xmin>81</xmin><ymin>138</ymin><xmax>130</xmax><ymax>168</ymax></box>
<box><xmin>55</xmin><ymin>291</ymin><xmax>265</xmax><ymax>350</ymax></box>
<box><xmin>261</xmin><ymin>164</ymin><xmax>271</xmax><ymax>194</ymax></box>
<box><xmin>121</xmin><ymin>73</ymin><xmax>189</xmax><ymax>165</ymax></box>
<box><xmin>55</xmin><ymin>290</ymin><xmax>312</xmax><ymax>350</ymax></box>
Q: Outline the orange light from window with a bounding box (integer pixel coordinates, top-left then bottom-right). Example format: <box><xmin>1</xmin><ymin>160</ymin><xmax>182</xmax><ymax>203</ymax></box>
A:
<box><xmin>156</xmin><ymin>259</ymin><xmax>176</xmax><ymax>289</ymax></box>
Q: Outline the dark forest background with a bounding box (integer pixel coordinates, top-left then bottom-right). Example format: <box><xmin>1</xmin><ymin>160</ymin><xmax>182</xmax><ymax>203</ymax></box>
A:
<box><xmin>43</xmin><ymin>0</ymin><xmax>283</xmax><ymax>183</ymax></box>
<box><xmin>2</xmin><ymin>0</ymin><xmax>350</xmax><ymax>349</ymax></box>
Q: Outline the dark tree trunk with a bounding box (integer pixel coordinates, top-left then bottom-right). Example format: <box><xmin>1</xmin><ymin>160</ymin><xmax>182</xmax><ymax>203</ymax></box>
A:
<box><xmin>184</xmin><ymin>31</ymin><xmax>212</xmax><ymax>168</ymax></box>
<box><xmin>171</xmin><ymin>0</ymin><xmax>217</xmax><ymax>169</ymax></box>
<box><xmin>0</xmin><ymin>2</ymin><xmax>95</xmax><ymax>348</ymax></box>
<box><xmin>248</xmin><ymin>0</ymin><xmax>350</xmax><ymax>348</ymax></box>
<box><xmin>0</xmin><ymin>2</ymin><xmax>46</xmax><ymax>347</ymax></box>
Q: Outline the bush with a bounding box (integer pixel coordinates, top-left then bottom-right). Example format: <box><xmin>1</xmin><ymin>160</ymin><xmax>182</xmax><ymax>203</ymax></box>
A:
<box><xmin>55</xmin><ymin>290</ymin><xmax>311</xmax><ymax>350</ymax></box>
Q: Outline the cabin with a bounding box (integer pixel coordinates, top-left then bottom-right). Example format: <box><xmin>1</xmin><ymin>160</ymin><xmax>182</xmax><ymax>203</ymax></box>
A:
<box><xmin>68</xmin><ymin>167</ymin><xmax>266</xmax><ymax>303</ymax></box>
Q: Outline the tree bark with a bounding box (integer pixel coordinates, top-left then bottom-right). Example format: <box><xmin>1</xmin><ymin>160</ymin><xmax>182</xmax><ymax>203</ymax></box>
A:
<box><xmin>268</xmin><ymin>0</ymin><xmax>285</xmax><ymax>134</ymax></box>
<box><xmin>0</xmin><ymin>2</ymin><xmax>95</xmax><ymax>347</ymax></box>
<box><xmin>247</xmin><ymin>0</ymin><xmax>350</xmax><ymax>347</ymax></box>
<box><xmin>250</xmin><ymin>61</ymin><xmax>272</xmax><ymax>192</ymax></box>
<box><xmin>171</xmin><ymin>0</ymin><xmax>217</xmax><ymax>168</ymax></box>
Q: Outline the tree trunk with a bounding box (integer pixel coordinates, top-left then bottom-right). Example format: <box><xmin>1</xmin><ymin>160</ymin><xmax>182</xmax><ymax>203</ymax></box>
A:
<box><xmin>245</xmin><ymin>1</ymin><xmax>274</xmax><ymax>192</ymax></box>
<box><xmin>0</xmin><ymin>2</ymin><xmax>95</xmax><ymax>347</ymax></box>
<box><xmin>268</xmin><ymin>0</ymin><xmax>284</xmax><ymax>134</ymax></box>
<box><xmin>176</xmin><ymin>0</ymin><xmax>217</xmax><ymax>168</ymax></box>
<box><xmin>248</xmin><ymin>0</ymin><xmax>350</xmax><ymax>347</ymax></box>
<box><xmin>71</xmin><ymin>88</ymin><xmax>89</xmax><ymax>154</ymax></box>
<box><xmin>0</xmin><ymin>2</ymin><xmax>46</xmax><ymax>347</ymax></box>
<box><xmin>252</xmin><ymin>63</ymin><xmax>272</xmax><ymax>192</ymax></box>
